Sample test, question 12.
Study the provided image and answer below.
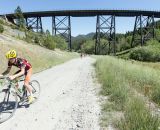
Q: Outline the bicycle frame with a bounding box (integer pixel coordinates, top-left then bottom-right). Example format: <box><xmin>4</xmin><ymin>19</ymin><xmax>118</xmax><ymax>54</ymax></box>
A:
<box><xmin>2</xmin><ymin>78</ymin><xmax>27</xmax><ymax>102</ymax></box>
<box><xmin>0</xmin><ymin>77</ymin><xmax>40</xmax><ymax>123</ymax></box>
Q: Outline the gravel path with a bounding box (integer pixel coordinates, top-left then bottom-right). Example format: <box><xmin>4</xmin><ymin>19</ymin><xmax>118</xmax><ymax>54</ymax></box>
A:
<box><xmin>0</xmin><ymin>57</ymin><xmax>101</xmax><ymax>130</ymax></box>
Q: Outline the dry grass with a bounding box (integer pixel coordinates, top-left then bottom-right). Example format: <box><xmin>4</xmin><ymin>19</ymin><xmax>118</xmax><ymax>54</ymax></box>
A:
<box><xmin>0</xmin><ymin>37</ymin><xmax>78</xmax><ymax>74</ymax></box>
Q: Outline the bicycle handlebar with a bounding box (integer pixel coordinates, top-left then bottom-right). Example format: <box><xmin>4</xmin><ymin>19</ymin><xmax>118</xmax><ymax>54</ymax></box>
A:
<box><xmin>0</xmin><ymin>76</ymin><xmax>10</xmax><ymax>80</ymax></box>
<box><xmin>0</xmin><ymin>76</ymin><xmax>17</xmax><ymax>82</ymax></box>
<box><xmin>0</xmin><ymin>76</ymin><xmax>24</xmax><ymax>82</ymax></box>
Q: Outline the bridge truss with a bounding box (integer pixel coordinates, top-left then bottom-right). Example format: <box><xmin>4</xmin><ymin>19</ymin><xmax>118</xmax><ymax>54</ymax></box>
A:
<box><xmin>95</xmin><ymin>15</ymin><xmax>116</xmax><ymax>55</ymax></box>
<box><xmin>131</xmin><ymin>15</ymin><xmax>155</xmax><ymax>47</ymax></box>
<box><xmin>4</xmin><ymin>10</ymin><xmax>160</xmax><ymax>54</ymax></box>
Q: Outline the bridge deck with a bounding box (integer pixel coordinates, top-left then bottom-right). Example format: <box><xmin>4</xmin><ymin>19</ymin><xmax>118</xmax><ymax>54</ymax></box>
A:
<box><xmin>3</xmin><ymin>10</ymin><xmax>160</xmax><ymax>18</ymax></box>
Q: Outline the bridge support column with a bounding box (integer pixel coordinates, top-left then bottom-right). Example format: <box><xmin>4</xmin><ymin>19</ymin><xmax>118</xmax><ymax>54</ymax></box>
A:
<box><xmin>52</xmin><ymin>16</ymin><xmax>71</xmax><ymax>51</ymax></box>
<box><xmin>95</xmin><ymin>15</ymin><xmax>116</xmax><ymax>55</ymax></box>
<box><xmin>131</xmin><ymin>15</ymin><xmax>155</xmax><ymax>47</ymax></box>
<box><xmin>25</xmin><ymin>17</ymin><xmax>43</xmax><ymax>33</ymax></box>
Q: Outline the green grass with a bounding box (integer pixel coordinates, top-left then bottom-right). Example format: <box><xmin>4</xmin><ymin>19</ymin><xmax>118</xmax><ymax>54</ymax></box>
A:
<box><xmin>117</xmin><ymin>97</ymin><xmax>159</xmax><ymax>130</ymax></box>
<box><xmin>94</xmin><ymin>56</ymin><xmax>160</xmax><ymax>129</ymax></box>
<box><xmin>132</xmin><ymin>60</ymin><xmax>160</xmax><ymax>70</ymax></box>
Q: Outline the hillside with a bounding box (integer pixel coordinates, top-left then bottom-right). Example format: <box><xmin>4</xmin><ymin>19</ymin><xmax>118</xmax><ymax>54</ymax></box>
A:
<box><xmin>0</xmin><ymin>18</ymin><xmax>78</xmax><ymax>74</ymax></box>
<box><xmin>72</xmin><ymin>32</ymin><xmax>95</xmax><ymax>41</ymax></box>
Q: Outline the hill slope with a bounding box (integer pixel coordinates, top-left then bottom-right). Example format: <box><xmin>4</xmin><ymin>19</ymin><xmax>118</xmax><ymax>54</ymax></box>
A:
<box><xmin>0</xmin><ymin>24</ymin><xmax>78</xmax><ymax>74</ymax></box>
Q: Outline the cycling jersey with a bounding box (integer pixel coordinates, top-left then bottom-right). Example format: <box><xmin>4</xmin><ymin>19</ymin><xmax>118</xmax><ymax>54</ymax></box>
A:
<box><xmin>8</xmin><ymin>58</ymin><xmax>32</xmax><ymax>72</ymax></box>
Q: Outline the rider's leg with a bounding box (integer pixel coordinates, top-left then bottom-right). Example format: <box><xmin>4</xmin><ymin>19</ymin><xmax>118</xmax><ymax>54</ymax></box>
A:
<box><xmin>24</xmin><ymin>68</ymin><xmax>33</xmax><ymax>103</ymax></box>
<box><xmin>14</xmin><ymin>70</ymin><xmax>21</xmax><ymax>92</ymax></box>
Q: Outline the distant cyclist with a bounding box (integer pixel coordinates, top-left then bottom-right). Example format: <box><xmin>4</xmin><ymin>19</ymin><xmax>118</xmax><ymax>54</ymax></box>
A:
<box><xmin>1</xmin><ymin>50</ymin><xmax>34</xmax><ymax>104</ymax></box>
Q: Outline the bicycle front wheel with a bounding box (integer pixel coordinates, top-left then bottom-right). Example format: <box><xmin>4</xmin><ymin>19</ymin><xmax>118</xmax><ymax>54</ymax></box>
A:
<box><xmin>29</xmin><ymin>80</ymin><xmax>40</xmax><ymax>103</ymax></box>
<box><xmin>0</xmin><ymin>88</ymin><xmax>18</xmax><ymax>123</ymax></box>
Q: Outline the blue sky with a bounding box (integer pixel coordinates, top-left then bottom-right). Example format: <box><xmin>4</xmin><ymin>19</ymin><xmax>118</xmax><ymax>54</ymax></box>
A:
<box><xmin>0</xmin><ymin>0</ymin><xmax>160</xmax><ymax>36</ymax></box>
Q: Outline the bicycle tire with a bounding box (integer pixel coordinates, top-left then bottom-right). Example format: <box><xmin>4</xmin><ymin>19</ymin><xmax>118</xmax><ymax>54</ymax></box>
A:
<box><xmin>29</xmin><ymin>80</ymin><xmax>40</xmax><ymax>104</ymax></box>
<box><xmin>0</xmin><ymin>89</ymin><xmax>18</xmax><ymax>123</ymax></box>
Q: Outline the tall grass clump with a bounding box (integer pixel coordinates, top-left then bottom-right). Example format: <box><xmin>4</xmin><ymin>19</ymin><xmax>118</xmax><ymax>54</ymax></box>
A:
<box><xmin>97</xmin><ymin>56</ymin><xmax>160</xmax><ymax>104</ymax></box>
<box><xmin>95</xmin><ymin>56</ymin><xmax>160</xmax><ymax>129</ymax></box>
<box><xmin>118</xmin><ymin>98</ymin><xmax>159</xmax><ymax>130</ymax></box>
<box><xmin>95</xmin><ymin>56</ymin><xmax>129</xmax><ymax>110</ymax></box>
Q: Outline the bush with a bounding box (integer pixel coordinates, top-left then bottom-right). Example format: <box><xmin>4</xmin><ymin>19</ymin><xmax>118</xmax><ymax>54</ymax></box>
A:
<box><xmin>0</xmin><ymin>24</ymin><xmax>4</xmax><ymax>33</ymax></box>
<box><xmin>119</xmin><ymin>42</ymin><xmax>130</xmax><ymax>51</ymax></box>
<box><xmin>130</xmin><ymin>47</ymin><xmax>153</xmax><ymax>61</ymax></box>
<box><xmin>10</xmin><ymin>24</ymin><xmax>19</xmax><ymax>30</ymax></box>
<box><xmin>24</xmin><ymin>31</ymin><xmax>34</xmax><ymax>43</ymax></box>
<box><xmin>117</xmin><ymin>37</ymin><xmax>130</xmax><ymax>51</ymax></box>
<box><xmin>34</xmin><ymin>35</ymin><xmax>40</xmax><ymax>44</ymax></box>
<box><xmin>54</xmin><ymin>36</ymin><xmax>67</xmax><ymax>50</ymax></box>
<box><xmin>43</xmin><ymin>36</ymin><xmax>56</xmax><ymax>50</ymax></box>
<box><xmin>129</xmin><ymin>45</ymin><xmax>160</xmax><ymax>62</ymax></box>
<box><xmin>83</xmin><ymin>40</ymin><xmax>95</xmax><ymax>54</ymax></box>
<box><xmin>25</xmin><ymin>31</ymin><xmax>43</xmax><ymax>45</ymax></box>
<box><xmin>0</xmin><ymin>19</ymin><xmax>4</xmax><ymax>24</ymax></box>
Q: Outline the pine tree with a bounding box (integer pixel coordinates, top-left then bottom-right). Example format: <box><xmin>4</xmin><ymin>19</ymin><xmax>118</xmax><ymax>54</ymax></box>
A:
<box><xmin>14</xmin><ymin>6</ymin><xmax>25</xmax><ymax>29</ymax></box>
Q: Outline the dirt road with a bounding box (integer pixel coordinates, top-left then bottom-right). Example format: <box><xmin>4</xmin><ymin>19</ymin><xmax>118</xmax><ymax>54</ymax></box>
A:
<box><xmin>0</xmin><ymin>57</ymin><xmax>101</xmax><ymax>130</ymax></box>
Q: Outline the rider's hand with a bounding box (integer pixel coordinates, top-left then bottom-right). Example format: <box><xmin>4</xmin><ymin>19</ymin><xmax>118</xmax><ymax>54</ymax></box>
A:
<box><xmin>0</xmin><ymin>74</ymin><xmax>3</xmax><ymax>79</ymax></box>
<box><xmin>9</xmin><ymin>75</ymin><xmax>16</xmax><ymax>80</ymax></box>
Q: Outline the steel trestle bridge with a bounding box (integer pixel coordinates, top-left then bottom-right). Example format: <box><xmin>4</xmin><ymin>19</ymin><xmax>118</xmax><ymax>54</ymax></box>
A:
<box><xmin>2</xmin><ymin>9</ymin><xmax>160</xmax><ymax>54</ymax></box>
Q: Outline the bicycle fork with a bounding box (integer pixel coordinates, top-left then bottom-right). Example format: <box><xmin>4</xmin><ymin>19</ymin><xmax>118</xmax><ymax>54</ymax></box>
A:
<box><xmin>1</xmin><ymin>88</ymin><xmax>10</xmax><ymax>108</ymax></box>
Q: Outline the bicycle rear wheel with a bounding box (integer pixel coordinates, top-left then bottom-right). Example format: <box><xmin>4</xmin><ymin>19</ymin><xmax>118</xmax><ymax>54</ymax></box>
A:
<box><xmin>0</xmin><ymin>88</ymin><xmax>18</xmax><ymax>123</ymax></box>
<box><xmin>29</xmin><ymin>80</ymin><xmax>40</xmax><ymax>103</ymax></box>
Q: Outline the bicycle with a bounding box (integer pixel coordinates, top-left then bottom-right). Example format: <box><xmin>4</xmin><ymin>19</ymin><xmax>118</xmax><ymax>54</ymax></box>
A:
<box><xmin>0</xmin><ymin>76</ymin><xmax>40</xmax><ymax>123</ymax></box>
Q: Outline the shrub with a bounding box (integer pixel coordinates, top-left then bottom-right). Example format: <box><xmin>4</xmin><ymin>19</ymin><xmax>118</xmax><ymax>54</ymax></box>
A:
<box><xmin>83</xmin><ymin>40</ymin><xmax>95</xmax><ymax>54</ymax></box>
<box><xmin>0</xmin><ymin>24</ymin><xmax>4</xmax><ymax>33</ymax></box>
<box><xmin>119</xmin><ymin>42</ymin><xmax>131</xmax><ymax>51</ymax></box>
<box><xmin>129</xmin><ymin>40</ymin><xmax>160</xmax><ymax>62</ymax></box>
<box><xmin>129</xmin><ymin>46</ymin><xmax>160</xmax><ymax>62</ymax></box>
<box><xmin>43</xmin><ymin>36</ymin><xmax>56</xmax><ymax>50</ymax></box>
<box><xmin>130</xmin><ymin>47</ymin><xmax>151</xmax><ymax>61</ymax></box>
<box><xmin>34</xmin><ymin>35</ymin><xmax>42</xmax><ymax>45</ymax></box>
<box><xmin>54</xmin><ymin>36</ymin><xmax>67</xmax><ymax>50</ymax></box>
<box><xmin>0</xmin><ymin>19</ymin><xmax>4</xmax><ymax>24</ymax></box>
<box><xmin>24</xmin><ymin>31</ymin><xmax>34</xmax><ymax>43</ymax></box>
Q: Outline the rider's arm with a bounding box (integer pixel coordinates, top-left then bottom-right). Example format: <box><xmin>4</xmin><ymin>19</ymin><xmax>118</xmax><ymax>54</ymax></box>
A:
<box><xmin>13</xmin><ymin>67</ymin><xmax>25</xmax><ymax>78</ymax></box>
<box><xmin>2</xmin><ymin>67</ymin><xmax>11</xmax><ymax>76</ymax></box>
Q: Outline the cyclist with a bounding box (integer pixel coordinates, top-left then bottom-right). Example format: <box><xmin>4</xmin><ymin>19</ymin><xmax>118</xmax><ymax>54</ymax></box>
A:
<box><xmin>1</xmin><ymin>50</ymin><xmax>34</xmax><ymax>104</ymax></box>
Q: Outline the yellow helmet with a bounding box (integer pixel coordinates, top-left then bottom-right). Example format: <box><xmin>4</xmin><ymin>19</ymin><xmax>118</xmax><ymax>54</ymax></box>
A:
<box><xmin>5</xmin><ymin>50</ymin><xmax>17</xmax><ymax>59</ymax></box>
